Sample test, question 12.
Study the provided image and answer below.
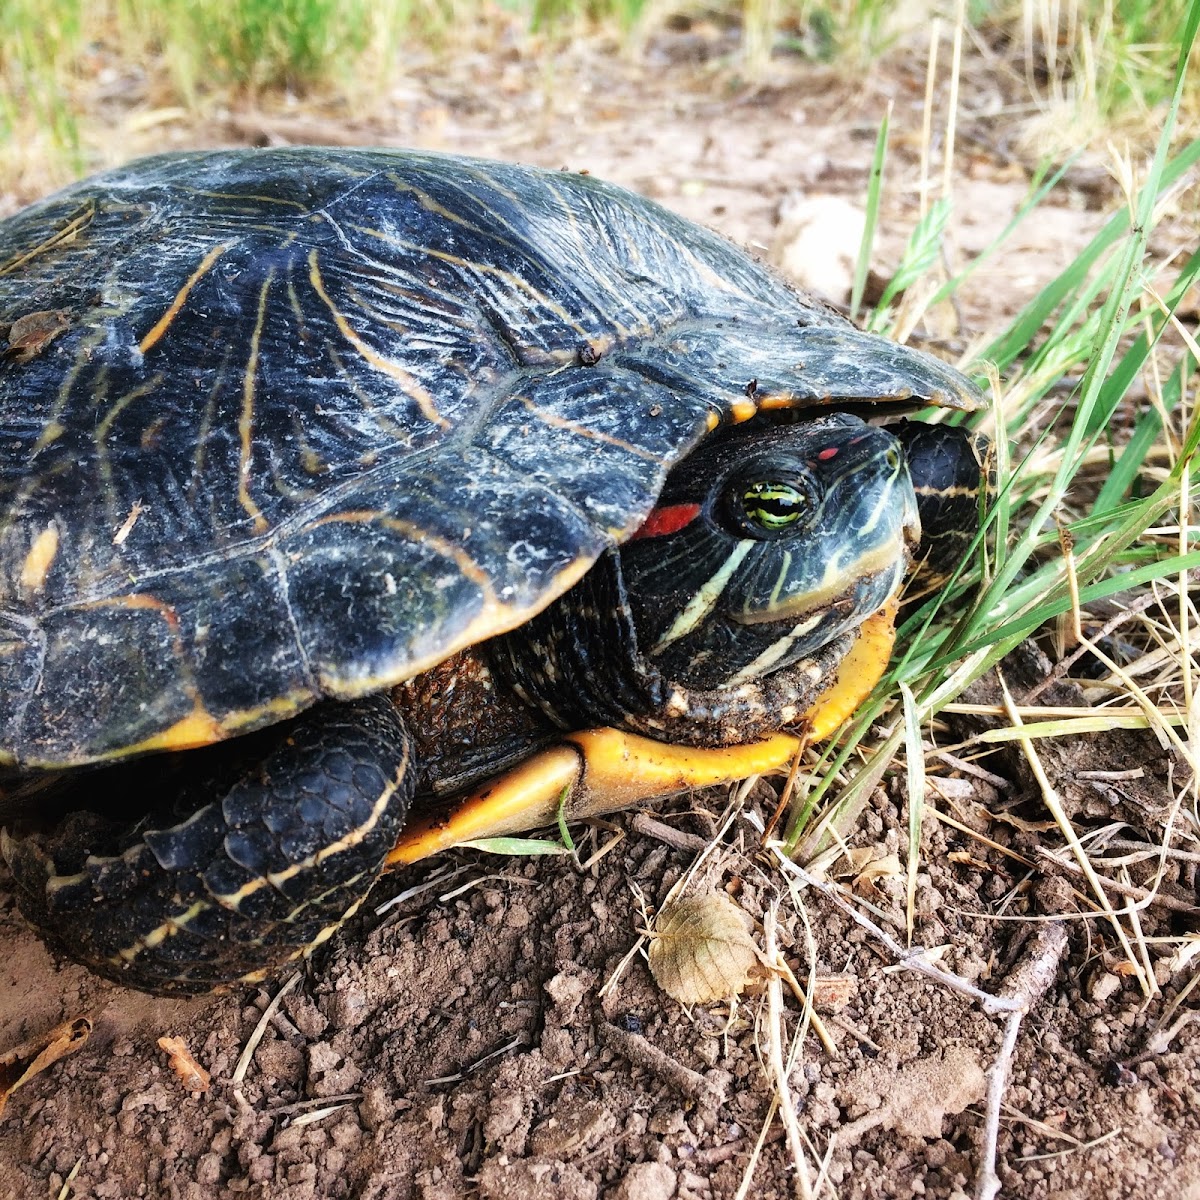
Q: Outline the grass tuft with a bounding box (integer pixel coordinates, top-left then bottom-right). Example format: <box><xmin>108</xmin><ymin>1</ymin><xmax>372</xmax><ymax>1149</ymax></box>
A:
<box><xmin>4</xmin><ymin>1</ymin><xmax>1198</xmax><ymax>185</ymax></box>
<box><xmin>780</xmin><ymin>0</ymin><xmax>1200</xmax><ymax>991</ymax></box>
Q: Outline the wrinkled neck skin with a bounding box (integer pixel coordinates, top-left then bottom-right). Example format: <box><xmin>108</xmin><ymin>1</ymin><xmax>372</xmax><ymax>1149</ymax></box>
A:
<box><xmin>482</xmin><ymin>549</ymin><xmax>850</xmax><ymax>750</ymax></box>
<box><xmin>397</xmin><ymin>549</ymin><xmax>848</xmax><ymax>797</ymax></box>
<box><xmin>400</xmin><ymin>536</ymin><xmax>868</xmax><ymax>797</ymax></box>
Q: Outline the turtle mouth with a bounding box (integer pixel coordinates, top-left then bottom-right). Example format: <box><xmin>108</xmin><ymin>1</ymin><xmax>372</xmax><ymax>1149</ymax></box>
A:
<box><xmin>728</xmin><ymin>525</ymin><xmax>914</xmax><ymax>627</ymax></box>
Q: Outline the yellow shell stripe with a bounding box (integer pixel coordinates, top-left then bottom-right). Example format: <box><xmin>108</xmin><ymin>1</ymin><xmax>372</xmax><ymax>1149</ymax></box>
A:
<box><xmin>300</xmin><ymin>509</ymin><xmax>594</xmax><ymax>695</ymax></box>
<box><xmin>138</xmin><ymin>242</ymin><xmax>231</xmax><ymax>354</ymax></box>
<box><xmin>25</xmin><ymin>319</ymin><xmax>112</xmax><ymax>460</ymax></box>
<box><xmin>95</xmin><ymin>374</ymin><xmax>164</xmax><ymax>533</ymax></box>
<box><xmin>323</xmin><ymin>344</ymin><xmax>415</xmax><ymax>447</ymax></box>
<box><xmin>238</xmin><ymin>269</ymin><xmax>275</xmax><ymax>532</ymax></box>
<box><xmin>306</xmin><ymin>249</ymin><xmax>449</xmax><ymax>431</ymax></box>
<box><xmin>70</xmin><ymin>592</ymin><xmax>223</xmax><ymax>753</ymax></box>
<box><xmin>307</xmin><ymin>509</ymin><xmax>501</xmax><ymax>601</ymax></box>
<box><xmin>182</xmin><ymin>188</ymin><xmax>310</xmax><ymax>211</ymax></box>
<box><xmin>533</xmin><ymin>175</ymin><xmax>653</xmax><ymax>338</ymax></box>
<box><xmin>515</xmin><ymin>389</ymin><xmax>664</xmax><ymax>463</ymax></box>
<box><xmin>189</xmin><ymin>347</ymin><xmax>233</xmax><ymax>498</ymax></box>
<box><xmin>382</xmin><ymin>174</ymin><xmax>541</xmax><ymax>266</ymax></box>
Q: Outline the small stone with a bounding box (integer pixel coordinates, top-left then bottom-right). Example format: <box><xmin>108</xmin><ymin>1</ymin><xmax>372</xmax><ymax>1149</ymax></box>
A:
<box><xmin>770</xmin><ymin>194</ymin><xmax>866</xmax><ymax>303</ymax></box>
<box><xmin>248</xmin><ymin>1155</ymin><xmax>275</xmax><ymax>1184</ymax></box>
<box><xmin>484</xmin><ymin>1093</ymin><xmax>527</xmax><ymax>1143</ymax></box>
<box><xmin>529</xmin><ymin>1100</ymin><xmax>616</xmax><ymax>1157</ymax></box>
<box><xmin>1088</xmin><ymin>969</ymin><xmax>1122</xmax><ymax>1004</ymax></box>
<box><xmin>544</xmin><ymin>971</ymin><xmax>589</xmax><ymax>1023</ymax></box>
<box><xmin>540</xmin><ymin>1027</ymin><xmax>575</xmax><ymax>1068</ymax></box>
<box><xmin>307</xmin><ymin>1042</ymin><xmax>340</xmax><ymax>1074</ymax></box>
<box><xmin>478</xmin><ymin>1157</ymin><xmax>598</xmax><ymax>1200</ymax></box>
<box><xmin>360</xmin><ymin>1084</ymin><xmax>393</xmax><ymax>1131</ymax></box>
<box><xmin>306</xmin><ymin>1041</ymin><xmax>362</xmax><ymax>1097</ymax></box>
<box><xmin>648</xmin><ymin>1108</ymin><xmax>689</xmax><ymax>1137</ymax></box>
<box><xmin>287</xmin><ymin>1161</ymin><xmax>318</xmax><ymax>1184</ymax></box>
<box><xmin>256</xmin><ymin>1039</ymin><xmax>304</xmax><ymax>1085</ymax></box>
<box><xmin>285</xmin><ymin>995</ymin><xmax>329</xmax><ymax>1040</ymax></box>
<box><xmin>196</xmin><ymin>1153</ymin><xmax>223</xmax><ymax>1186</ymax></box>
<box><xmin>613</xmin><ymin>1161</ymin><xmax>677</xmax><ymax>1200</ymax></box>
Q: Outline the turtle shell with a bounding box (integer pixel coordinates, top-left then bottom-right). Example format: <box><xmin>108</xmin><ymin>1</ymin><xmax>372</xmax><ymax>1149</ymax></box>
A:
<box><xmin>0</xmin><ymin>148</ymin><xmax>982</xmax><ymax>770</ymax></box>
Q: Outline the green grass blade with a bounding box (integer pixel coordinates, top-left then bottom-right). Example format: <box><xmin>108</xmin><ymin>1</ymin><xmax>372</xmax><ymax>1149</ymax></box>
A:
<box><xmin>850</xmin><ymin>107</ymin><xmax>889</xmax><ymax>323</ymax></box>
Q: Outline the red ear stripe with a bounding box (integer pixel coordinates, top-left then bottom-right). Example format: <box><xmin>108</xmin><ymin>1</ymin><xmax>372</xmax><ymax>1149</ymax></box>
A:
<box><xmin>629</xmin><ymin>502</ymin><xmax>702</xmax><ymax>540</ymax></box>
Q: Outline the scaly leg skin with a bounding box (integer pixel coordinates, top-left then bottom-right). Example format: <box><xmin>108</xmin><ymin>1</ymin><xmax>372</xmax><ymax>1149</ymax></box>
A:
<box><xmin>4</xmin><ymin>696</ymin><xmax>413</xmax><ymax>996</ymax></box>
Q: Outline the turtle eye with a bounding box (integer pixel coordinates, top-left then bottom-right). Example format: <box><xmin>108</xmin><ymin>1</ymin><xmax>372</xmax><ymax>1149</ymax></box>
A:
<box><xmin>732</xmin><ymin>479</ymin><xmax>814</xmax><ymax>536</ymax></box>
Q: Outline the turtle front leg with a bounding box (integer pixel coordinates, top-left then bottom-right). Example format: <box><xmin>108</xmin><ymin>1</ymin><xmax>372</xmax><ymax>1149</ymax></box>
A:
<box><xmin>3</xmin><ymin>696</ymin><xmax>413</xmax><ymax>996</ymax></box>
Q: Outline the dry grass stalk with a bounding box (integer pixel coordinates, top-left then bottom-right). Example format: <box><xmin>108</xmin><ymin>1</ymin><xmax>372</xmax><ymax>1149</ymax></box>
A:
<box><xmin>232</xmin><ymin>972</ymin><xmax>300</xmax><ymax>1087</ymax></box>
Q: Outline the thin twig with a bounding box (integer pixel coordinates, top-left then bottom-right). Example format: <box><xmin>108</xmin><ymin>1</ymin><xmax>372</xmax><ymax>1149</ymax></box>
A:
<box><xmin>425</xmin><ymin>1035</ymin><xmax>528</xmax><ymax>1084</ymax></box>
<box><xmin>764</xmin><ymin>904</ymin><xmax>814</xmax><ymax>1200</ymax></box>
<box><xmin>762</xmin><ymin>736</ymin><xmax>809</xmax><ymax>844</ymax></box>
<box><xmin>630</xmin><ymin>813</ymin><xmax>710</xmax><ymax>854</ymax></box>
<box><xmin>771</xmin><ymin>852</ymin><xmax>1069</xmax><ymax>1200</ymax></box>
<box><xmin>977</xmin><ymin>923</ymin><xmax>1070</xmax><ymax>1200</ymax></box>
<box><xmin>928</xmin><ymin>749</ymin><xmax>1012</xmax><ymax>790</ymax></box>
<box><xmin>1036</xmin><ymin>847</ymin><xmax>1200</xmax><ymax>916</ymax></box>
<box><xmin>267</xmin><ymin>1092</ymin><xmax>363</xmax><ymax>1116</ymax></box>
<box><xmin>734</xmin><ymin>1097</ymin><xmax>779</xmax><ymax>1200</ymax></box>
<box><xmin>997</xmin><ymin>672</ymin><xmax>1152</xmax><ymax>995</ymax></box>
<box><xmin>599</xmin><ymin>1022</ymin><xmax>722</xmax><ymax>1106</ymax></box>
<box><xmin>291</xmin><ymin>1103</ymin><xmax>350</xmax><ymax>1128</ymax></box>
<box><xmin>1097</xmin><ymin>836</ymin><xmax>1200</xmax><ymax>866</ymax></box>
<box><xmin>1023</xmin><ymin>591</ymin><xmax>1159</xmax><ymax>702</ymax></box>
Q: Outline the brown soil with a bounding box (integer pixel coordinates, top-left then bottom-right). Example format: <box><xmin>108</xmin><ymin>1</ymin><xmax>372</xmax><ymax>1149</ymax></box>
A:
<box><xmin>2</xmin><ymin>25</ymin><xmax>1199</xmax><ymax>1200</ymax></box>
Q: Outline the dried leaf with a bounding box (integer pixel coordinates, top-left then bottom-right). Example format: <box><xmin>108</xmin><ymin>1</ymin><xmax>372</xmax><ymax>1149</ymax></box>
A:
<box><xmin>834</xmin><ymin>847</ymin><xmax>902</xmax><ymax>896</ymax></box>
<box><xmin>7</xmin><ymin>310</ymin><xmax>70</xmax><ymax>361</ymax></box>
<box><xmin>0</xmin><ymin>1017</ymin><xmax>92</xmax><ymax>1118</ymax></box>
<box><xmin>157</xmin><ymin>1036</ymin><xmax>211</xmax><ymax>1092</ymax></box>
<box><xmin>648</xmin><ymin>893</ymin><xmax>759</xmax><ymax>1005</ymax></box>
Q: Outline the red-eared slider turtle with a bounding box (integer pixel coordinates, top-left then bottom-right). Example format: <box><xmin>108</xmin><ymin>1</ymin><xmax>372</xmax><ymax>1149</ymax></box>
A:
<box><xmin>0</xmin><ymin>148</ymin><xmax>986</xmax><ymax>995</ymax></box>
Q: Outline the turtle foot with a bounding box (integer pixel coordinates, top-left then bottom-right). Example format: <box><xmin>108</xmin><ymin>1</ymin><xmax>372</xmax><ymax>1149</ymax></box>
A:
<box><xmin>4</xmin><ymin>696</ymin><xmax>413</xmax><ymax>996</ymax></box>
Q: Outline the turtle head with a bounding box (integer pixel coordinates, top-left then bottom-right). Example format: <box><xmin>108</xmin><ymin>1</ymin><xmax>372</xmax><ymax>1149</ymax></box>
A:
<box><xmin>620</xmin><ymin>412</ymin><xmax>920</xmax><ymax>690</ymax></box>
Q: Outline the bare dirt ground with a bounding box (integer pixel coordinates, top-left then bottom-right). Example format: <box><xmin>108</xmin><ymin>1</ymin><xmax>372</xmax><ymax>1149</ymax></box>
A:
<box><xmin>2</xmin><ymin>23</ymin><xmax>1198</xmax><ymax>1200</ymax></box>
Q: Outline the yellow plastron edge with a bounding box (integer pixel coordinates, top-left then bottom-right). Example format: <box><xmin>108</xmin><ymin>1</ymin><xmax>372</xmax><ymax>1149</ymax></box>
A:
<box><xmin>386</xmin><ymin>600</ymin><xmax>898</xmax><ymax>867</ymax></box>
